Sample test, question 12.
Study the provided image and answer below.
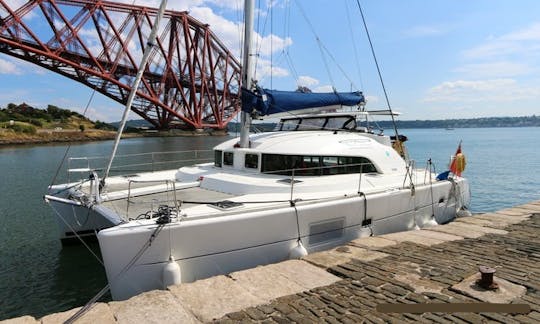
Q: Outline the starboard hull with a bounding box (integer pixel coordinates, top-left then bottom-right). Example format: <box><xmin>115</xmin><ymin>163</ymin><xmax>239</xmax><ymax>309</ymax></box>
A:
<box><xmin>96</xmin><ymin>178</ymin><xmax>469</xmax><ymax>300</ymax></box>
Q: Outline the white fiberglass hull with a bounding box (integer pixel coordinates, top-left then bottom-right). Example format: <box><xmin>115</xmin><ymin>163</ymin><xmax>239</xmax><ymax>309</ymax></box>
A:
<box><xmin>97</xmin><ymin>178</ymin><xmax>469</xmax><ymax>300</ymax></box>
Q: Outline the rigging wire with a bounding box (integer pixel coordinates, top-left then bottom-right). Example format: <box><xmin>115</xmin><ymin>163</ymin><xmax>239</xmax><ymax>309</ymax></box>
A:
<box><xmin>293</xmin><ymin>0</ymin><xmax>335</xmax><ymax>89</ymax></box>
<box><xmin>344</xmin><ymin>0</ymin><xmax>365</xmax><ymax>90</ymax></box>
<box><xmin>292</xmin><ymin>0</ymin><xmax>360</xmax><ymax>91</ymax></box>
<box><xmin>47</xmin><ymin>88</ymin><xmax>97</xmax><ymax>189</ymax></box>
<box><xmin>65</xmin><ymin>222</ymin><xmax>166</xmax><ymax>323</ymax></box>
<box><xmin>355</xmin><ymin>0</ymin><xmax>401</xmax><ymax>142</ymax></box>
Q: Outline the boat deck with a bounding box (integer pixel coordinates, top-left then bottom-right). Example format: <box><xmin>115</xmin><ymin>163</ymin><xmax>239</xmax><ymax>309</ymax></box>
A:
<box><xmin>101</xmin><ymin>186</ymin><xmax>235</xmax><ymax>221</ymax></box>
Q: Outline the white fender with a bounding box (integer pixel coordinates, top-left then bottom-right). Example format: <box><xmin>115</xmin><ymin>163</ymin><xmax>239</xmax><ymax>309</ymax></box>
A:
<box><xmin>289</xmin><ymin>240</ymin><xmax>308</xmax><ymax>259</ymax></box>
<box><xmin>162</xmin><ymin>256</ymin><xmax>181</xmax><ymax>288</ymax></box>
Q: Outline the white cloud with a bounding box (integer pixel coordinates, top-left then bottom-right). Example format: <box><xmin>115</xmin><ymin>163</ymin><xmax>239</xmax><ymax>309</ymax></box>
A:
<box><xmin>364</xmin><ymin>95</ymin><xmax>379</xmax><ymax>104</ymax></box>
<box><xmin>297</xmin><ymin>75</ymin><xmax>319</xmax><ymax>87</ymax></box>
<box><xmin>313</xmin><ymin>85</ymin><xmax>334</xmax><ymax>93</ymax></box>
<box><xmin>424</xmin><ymin>79</ymin><xmax>540</xmax><ymax>103</ymax></box>
<box><xmin>254</xmin><ymin>58</ymin><xmax>289</xmax><ymax>81</ymax></box>
<box><xmin>206</xmin><ymin>0</ymin><xmax>242</xmax><ymax>10</ymax></box>
<box><xmin>463</xmin><ymin>22</ymin><xmax>540</xmax><ymax>59</ymax></box>
<box><xmin>255</xmin><ymin>34</ymin><xmax>293</xmax><ymax>56</ymax></box>
<box><xmin>453</xmin><ymin>61</ymin><xmax>532</xmax><ymax>78</ymax></box>
<box><xmin>0</xmin><ymin>58</ymin><xmax>22</xmax><ymax>75</ymax></box>
<box><xmin>189</xmin><ymin>6</ymin><xmax>244</xmax><ymax>56</ymax></box>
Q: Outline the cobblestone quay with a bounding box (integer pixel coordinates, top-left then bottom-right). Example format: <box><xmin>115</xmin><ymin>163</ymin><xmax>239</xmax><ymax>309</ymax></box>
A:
<box><xmin>217</xmin><ymin>201</ymin><xmax>540</xmax><ymax>323</ymax></box>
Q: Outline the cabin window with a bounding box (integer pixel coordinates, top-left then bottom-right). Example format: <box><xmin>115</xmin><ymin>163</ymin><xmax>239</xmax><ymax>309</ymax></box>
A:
<box><xmin>323</xmin><ymin>156</ymin><xmax>377</xmax><ymax>174</ymax></box>
<box><xmin>223</xmin><ymin>152</ymin><xmax>234</xmax><ymax>166</ymax></box>
<box><xmin>297</xmin><ymin>118</ymin><xmax>326</xmax><ymax>131</ymax></box>
<box><xmin>262</xmin><ymin>154</ymin><xmax>377</xmax><ymax>176</ymax></box>
<box><xmin>297</xmin><ymin>156</ymin><xmax>321</xmax><ymax>176</ymax></box>
<box><xmin>245</xmin><ymin>154</ymin><xmax>259</xmax><ymax>169</ymax></box>
<box><xmin>326</xmin><ymin>116</ymin><xmax>355</xmax><ymax>130</ymax></box>
<box><xmin>214</xmin><ymin>150</ymin><xmax>222</xmax><ymax>167</ymax></box>
<box><xmin>280</xmin><ymin>119</ymin><xmax>300</xmax><ymax>131</ymax></box>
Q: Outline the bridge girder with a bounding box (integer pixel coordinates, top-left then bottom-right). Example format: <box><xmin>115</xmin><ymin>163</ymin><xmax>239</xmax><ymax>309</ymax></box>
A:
<box><xmin>0</xmin><ymin>0</ymin><xmax>242</xmax><ymax>129</ymax></box>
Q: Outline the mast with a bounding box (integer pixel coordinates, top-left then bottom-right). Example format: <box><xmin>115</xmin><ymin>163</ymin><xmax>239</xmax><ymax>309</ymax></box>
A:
<box><xmin>239</xmin><ymin>0</ymin><xmax>255</xmax><ymax>148</ymax></box>
<box><xmin>102</xmin><ymin>0</ymin><xmax>168</xmax><ymax>184</ymax></box>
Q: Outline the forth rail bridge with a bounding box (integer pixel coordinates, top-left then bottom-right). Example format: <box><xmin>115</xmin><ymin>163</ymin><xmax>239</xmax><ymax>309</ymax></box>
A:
<box><xmin>0</xmin><ymin>0</ymin><xmax>242</xmax><ymax>130</ymax></box>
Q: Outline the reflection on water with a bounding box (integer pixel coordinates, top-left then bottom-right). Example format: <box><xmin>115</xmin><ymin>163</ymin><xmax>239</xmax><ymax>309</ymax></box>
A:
<box><xmin>1</xmin><ymin>128</ymin><xmax>539</xmax><ymax>319</ymax></box>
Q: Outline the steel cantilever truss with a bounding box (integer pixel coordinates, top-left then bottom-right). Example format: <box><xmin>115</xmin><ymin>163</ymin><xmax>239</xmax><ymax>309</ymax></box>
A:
<box><xmin>0</xmin><ymin>0</ymin><xmax>242</xmax><ymax>129</ymax></box>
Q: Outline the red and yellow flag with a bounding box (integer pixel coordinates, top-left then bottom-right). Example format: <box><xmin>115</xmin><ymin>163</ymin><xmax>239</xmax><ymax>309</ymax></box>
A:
<box><xmin>449</xmin><ymin>142</ymin><xmax>466</xmax><ymax>176</ymax></box>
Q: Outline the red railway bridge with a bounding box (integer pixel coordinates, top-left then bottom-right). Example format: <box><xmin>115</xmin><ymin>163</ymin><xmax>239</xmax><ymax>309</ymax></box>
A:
<box><xmin>0</xmin><ymin>0</ymin><xmax>242</xmax><ymax>130</ymax></box>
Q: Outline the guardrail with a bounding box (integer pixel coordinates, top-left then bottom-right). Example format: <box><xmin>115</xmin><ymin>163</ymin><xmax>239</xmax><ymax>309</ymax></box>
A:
<box><xmin>67</xmin><ymin>150</ymin><xmax>214</xmax><ymax>182</ymax></box>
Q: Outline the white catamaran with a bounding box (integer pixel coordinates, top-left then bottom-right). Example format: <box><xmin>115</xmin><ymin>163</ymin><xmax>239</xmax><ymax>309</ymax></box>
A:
<box><xmin>46</xmin><ymin>0</ymin><xmax>470</xmax><ymax>300</ymax></box>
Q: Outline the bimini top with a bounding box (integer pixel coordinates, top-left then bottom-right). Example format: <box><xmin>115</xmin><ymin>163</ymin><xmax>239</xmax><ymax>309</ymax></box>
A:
<box><xmin>241</xmin><ymin>87</ymin><xmax>365</xmax><ymax>116</ymax></box>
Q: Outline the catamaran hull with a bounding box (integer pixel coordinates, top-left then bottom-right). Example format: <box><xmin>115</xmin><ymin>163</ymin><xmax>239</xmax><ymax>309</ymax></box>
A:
<box><xmin>97</xmin><ymin>178</ymin><xmax>469</xmax><ymax>300</ymax></box>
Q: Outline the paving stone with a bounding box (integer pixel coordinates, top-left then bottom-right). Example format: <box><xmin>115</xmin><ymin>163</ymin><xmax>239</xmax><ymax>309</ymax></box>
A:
<box><xmin>226</xmin><ymin>311</ymin><xmax>248</xmax><ymax>321</ymax></box>
<box><xmin>0</xmin><ymin>316</ymin><xmax>38</xmax><ymax>324</ymax></box>
<box><xmin>265</xmin><ymin>260</ymin><xmax>340</xmax><ymax>290</ymax></box>
<box><xmin>393</xmin><ymin>272</ymin><xmax>446</xmax><ymax>294</ymax></box>
<box><xmin>474</xmin><ymin>212</ymin><xmax>532</xmax><ymax>226</ymax></box>
<box><xmin>527</xmin><ymin>311</ymin><xmax>540</xmax><ymax>321</ymax></box>
<box><xmin>513</xmin><ymin>315</ymin><xmax>539</xmax><ymax>323</ymax></box>
<box><xmin>380</xmin><ymin>284</ymin><xmax>410</xmax><ymax>296</ymax></box>
<box><xmin>168</xmin><ymin>275</ymin><xmax>260</xmax><ymax>322</ymax></box>
<box><xmin>270</xmin><ymin>314</ymin><xmax>290</xmax><ymax>324</ymax></box>
<box><xmin>480</xmin><ymin>312</ymin><xmax>521</xmax><ymax>324</ymax></box>
<box><xmin>517</xmin><ymin>203</ymin><xmax>540</xmax><ymax>212</ymax></box>
<box><xmin>451</xmin><ymin>273</ymin><xmax>527</xmax><ymax>304</ymax></box>
<box><xmin>422</xmin><ymin>313</ymin><xmax>455</xmax><ymax>324</ymax></box>
<box><xmin>426</xmin><ymin>223</ymin><xmax>487</xmax><ymax>238</ymax></box>
<box><xmin>405</xmin><ymin>228</ymin><xmax>464</xmax><ymax>242</ymax></box>
<box><xmin>244</xmin><ymin>307</ymin><xmax>267</xmax><ymax>321</ymax></box>
<box><xmin>382</xmin><ymin>231</ymin><xmax>448</xmax><ymax>246</ymax></box>
<box><xmin>360</xmin><ymin>276</ymin><xmax>386</xmax><ymax>287</ymax></box>
<box><xmin>41</xmin><ymin>303</ymin><xmax>115</xmax><ymax>324</ymax></box>
<box><xmin>230</xmin><ymin>265</ymin><xmax>306</xmax><ymax>303</ymax></box>
<box><xmin>303</xmin><ymin>250</ymin><xmax>351</xmax><ymax>268</ymax></box>
<box><xmin>349</xmin><ymin>236</ymin><xmax>398</xmax><ymax>249</ymax></box>
<box><xmin>496</xmin><ymin>208</ymin><xmax>532</xmax><ymax>217</ymax></box>
<box><xmin>455</xmin><ymin>216</ymin><xmax>511</xmax><ymax>229</ymax></box>
<box><xmin>453</xmin><ymin>312</ymin><xmax>487</xmax><ymax>323</ymax></box>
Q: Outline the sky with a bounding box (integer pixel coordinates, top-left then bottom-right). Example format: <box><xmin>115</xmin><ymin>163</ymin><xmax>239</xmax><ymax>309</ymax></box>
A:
<box><xmin>0</xmin><ymin>0</ymin><xmax>539</xmax><ymax>122</ymax></box>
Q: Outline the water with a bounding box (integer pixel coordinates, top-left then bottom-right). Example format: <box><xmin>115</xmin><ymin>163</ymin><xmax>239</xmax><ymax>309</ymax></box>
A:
<box><xmin>0</xmin><ymin>128</ymin><xmax>539</xmax><ymax>320</ymax></box>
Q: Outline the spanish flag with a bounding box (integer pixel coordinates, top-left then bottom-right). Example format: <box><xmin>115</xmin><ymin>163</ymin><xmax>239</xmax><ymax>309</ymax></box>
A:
<box><xmin>449</xmin><ymin>142</ymin><xmax>466</xmax><ymax>177</ymax></box>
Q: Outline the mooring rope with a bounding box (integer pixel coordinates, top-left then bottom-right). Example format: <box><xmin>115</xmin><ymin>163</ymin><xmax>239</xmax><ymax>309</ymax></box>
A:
<box><xmin>64</xmin><ymin>222</ymin><xmax>166</xmax><ymax>323</ymax></box>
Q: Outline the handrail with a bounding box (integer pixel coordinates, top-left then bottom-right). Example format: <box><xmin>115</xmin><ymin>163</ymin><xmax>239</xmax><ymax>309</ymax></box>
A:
<box><xmin>67</xmin><ymin>149</ymin><xmax>213</xmax><ymax>177</ymax></box>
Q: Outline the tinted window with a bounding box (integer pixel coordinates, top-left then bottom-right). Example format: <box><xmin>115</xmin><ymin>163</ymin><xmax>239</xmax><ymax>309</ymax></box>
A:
<box><xmin>245</xmin><ymin>154</ymin><xmax>259</xmax><ymax>169</ymax></box>
<box><xmin>214</xmin><ymin>150</ymin><xmax>222</xmax><ymax>167</ymax></box>
<box><xmin>297</xmin><ymin>118</ymin><xmax>326</xmax><ymax>131</ymax></box>
<box><xmin>280</xmin><ymin>119</ymin><xmax>300</xmax><ymax>131</ymax></box>
<box><xmin>263</xmin><ymin>154</ymin><xmax>377</xmax><ymax>176</ymax></box>
<box><xmin>223</xmin><ymin>152</ymin><xmax>234</xmax><ymax>166</ymax></box>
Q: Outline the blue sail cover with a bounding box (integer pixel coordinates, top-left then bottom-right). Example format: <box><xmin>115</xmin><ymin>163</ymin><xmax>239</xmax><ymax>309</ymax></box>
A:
<box><xmin>242</xmin><ymin>87</ymin><xmax>365</xmax><ymax>116</ymax></box>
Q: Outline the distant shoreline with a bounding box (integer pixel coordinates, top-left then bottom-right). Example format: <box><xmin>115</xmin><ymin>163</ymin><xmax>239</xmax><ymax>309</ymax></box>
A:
<box><xmin>0</xmin><ymin>129</ymin><xmax>229</xmax><ymax>147</ymax></box>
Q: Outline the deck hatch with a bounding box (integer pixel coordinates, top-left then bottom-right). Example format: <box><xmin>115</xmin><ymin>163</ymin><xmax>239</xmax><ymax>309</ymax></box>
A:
<box><xmin>208</xmin><ymin>200</ymin><xmax>243</xmax><ymax>210</ymax></box>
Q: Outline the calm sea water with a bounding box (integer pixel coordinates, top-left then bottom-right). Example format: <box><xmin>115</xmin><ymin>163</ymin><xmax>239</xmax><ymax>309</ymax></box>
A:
<box><xmin>0</xmin><ymin>127</ymin><xmax>539</xmax><ymax>320</ymax></box>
